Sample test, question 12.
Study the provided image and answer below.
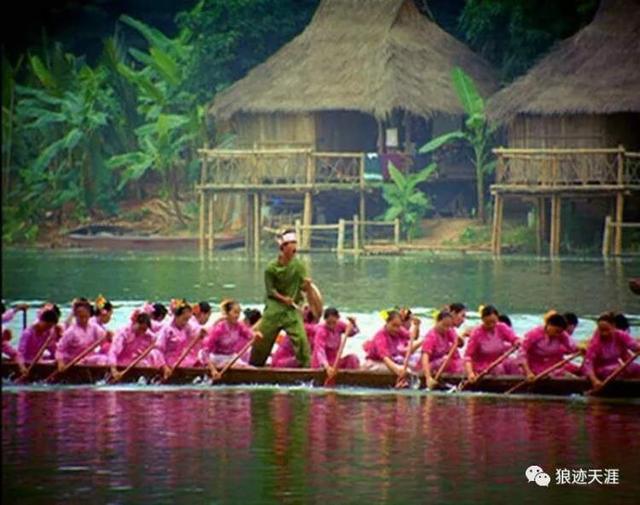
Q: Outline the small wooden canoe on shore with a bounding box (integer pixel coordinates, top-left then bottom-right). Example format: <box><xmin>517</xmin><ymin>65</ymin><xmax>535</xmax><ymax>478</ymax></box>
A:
<box><xmin>3</xmin><ymin>362</ymin><xmax>639</xmax><ymax>398</ymax></box>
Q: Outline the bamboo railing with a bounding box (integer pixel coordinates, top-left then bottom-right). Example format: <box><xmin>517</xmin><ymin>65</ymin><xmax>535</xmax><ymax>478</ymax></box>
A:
<box><xmin>493</xmin><ymin>146</ymin><xmax>640</xmax><ymax>188</ymax></box>
<box><xmin>197</xmin><ymin>148</ymin><xmax>365</xmax><ymax>188</ymax></box>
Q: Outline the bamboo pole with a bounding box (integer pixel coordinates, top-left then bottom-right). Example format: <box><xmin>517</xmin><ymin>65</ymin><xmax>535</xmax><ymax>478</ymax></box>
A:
<box><xmin>199</xmin><ymin>191</ymin><xmax>205</xmax><ymax>254</ymax></box>
<box><xmin>602</xmin><ymin>215</ymin><xmax>612</xmax><ymax>258</ymax></box>
<box><xmin>550</xmin><ymin>194</ymin><xmax>561</xmax><ymax>257</ymax></box>
<box><xmin>246</xmin><ymin>194</ymin><xmax>254</xmax><ymax>255</ymax></box>
<box><xmin>535</xmin><ymin>198</ymin><xmax>543</xmax><ymax>256</ymax></box>
<box><xmin>303</xmin><ymin>191</ymin><xmax>313</xmax><ymax>250</ymax></box>
<box><xmin>491</xmin><ymin>195</ymin><xmax>499</xmax><ymax>255</ymax></box>
<box><xmin>497</xmin><ymin>194</ymin><xmax>504</xmax><ymax>256</ymax></box>
<box><xmin>394</xmin><ymin>218</ymin><xmax>400</xmax><ymax>246</ymax></box>
<box><xmin>295</xmin><ymin>219</ymin><xmax>302</xmax><ymax>248</ymax></box>
<box><xmin>353</xmin><ymin>214</ymin><xmax>360</xmax><ymax>253</ymax></box>
<box><xmin>614</xmin><ymin>192</ymin><xmax>624</xmax><ymax>256</ymax></box>
<box><xmin>617</xmin><ymin>145</ymin><xmax>625</xmax><ymax>185</ymax></box>
<box><xmin>254</xmin><ymin>193</ymin><xmax>261</xmax><ymax>260</ymax></box>
<box><xmin>491</xmin><ymin>194</ymin><xmax>503</xmax><ymax>256</ymax></box>
<box><xmin>207</xmin><ymin>194</ymin><xmax>214</xmax><ymax>253</ymax></box>
<box><xmin>337</xmin><ymin>219</ymin><xmax>345</xmax><ymax>255</ymax></box>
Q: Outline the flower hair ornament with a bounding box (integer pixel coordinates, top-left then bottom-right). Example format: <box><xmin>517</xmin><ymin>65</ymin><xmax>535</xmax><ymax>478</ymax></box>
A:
<box><xmin>95</xmin><ymin>294</ymin><xmax>111</xmax><ymax>315</ymax></box>
<box><xmin>170</xmin><ymin>298</ymin><xmax>189</xmax><ymax>314</ymax></box>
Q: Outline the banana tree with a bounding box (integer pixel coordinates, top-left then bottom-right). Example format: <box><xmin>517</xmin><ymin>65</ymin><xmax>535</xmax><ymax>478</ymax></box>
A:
<box><xmin>419</xmin><ymin>67</ymin><xmax>497</xmax><ymax>223</ymax></box>
<box><xmin>108</xmin><ymin>113</ymin><xmax>195</xmax><ymax>226</ymax></box>
<box><xmin>14</xmin><ymin>53</ymin><xmax>115</xmax><ymax>218</ymax></box>
<box><xmin>380</xmin><ymin>163</ymin><xmax>436</xmax><ymax>241</ymax></box>
<box><xmin>113</xmin><ymin>15</ymin><xmax>206</xmax><ymax>226</ymax></box>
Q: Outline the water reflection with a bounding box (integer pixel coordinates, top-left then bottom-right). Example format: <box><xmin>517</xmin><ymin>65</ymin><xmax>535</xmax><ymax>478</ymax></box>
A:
<box><xmin>3</xmin><ymin>388</ymin><xmax>640</xmax><ymax>504</ymax></box>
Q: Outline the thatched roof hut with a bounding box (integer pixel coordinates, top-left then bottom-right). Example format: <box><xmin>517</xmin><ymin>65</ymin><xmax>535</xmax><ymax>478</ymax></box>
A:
<box><xmin>488</xmin><ymin>0</ymin><xmax>640</xmax><ymax>149</ymax></box>
<box><xmin>210</xmin><ymin>0</ymin><xmax>498</xmax><ymax>155</ymax></box>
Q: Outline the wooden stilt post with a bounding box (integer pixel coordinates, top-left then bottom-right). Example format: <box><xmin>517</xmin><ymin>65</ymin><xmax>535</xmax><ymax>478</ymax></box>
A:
<box><xmin>614</xmin><ymin>192</ymin><xmax>624</xmax><ymax>256</ymax></box>
<box><xmin>538</xmin><ymin>197</ymin><xmax>546</xmax><ymax>256</ymax></box>
<box><xmin>295</xmin><ymin>219</ymin><xmax>302</xmax><ymax>249</ymax></box>
<box><xmin>491</xmin><ymin>193</ymin><xmax>503</xmax><ymax>256</ymax></box>
<box><xmin>199</xmin><ymin>190</ymin><xmax>205</xmax><ymax>254</ymax></box>
<box><xmin>253</xmin><ymin>193</ymin><xmax>262</xmax><ymax>260</ymax></box>
<box><xmin>535</xmin><ymin>198</ymin><xmax>543</xmax><ymax>256</ymax></box>
<box><xmin>337</xmin><ymin>218</ymin><xmax>345</xmax><ymax>255</ymax></box>
<box><xmin>602</xmin><ymin>215</ymin><xmax>612</xmax><ymax>258</ymax></box>
<box><xmin>394</xmin><ymin>218</ymin><xmax>400</xmax><ymax>246</ymax></box>
<box><xmin>359</xmin><ymin>153</ymin><xmax>366</xmax><ymax>248</ymax></box>
<box><xmin>246</xmin><ymin>194</ymin><xmax>254</xmax><ymax>255</ymax></box>
<box><xmin>303</xmin><ymin>191</ymin><xmax>313</xmax><ymax>250</ymax></box>
<box><xmin>353</xmin><ymin>214</ymin><xmax>360</xmax><ymax>253</ymax></box>
<box><xmin>207</xmin><ymin>194</ymin><xmax>214</xmax><ymax>253</ymax></box>
<box><xmin>550</xmin><ymin>194</ymin><xmax>561</xmax><ymax>258</ymax></box>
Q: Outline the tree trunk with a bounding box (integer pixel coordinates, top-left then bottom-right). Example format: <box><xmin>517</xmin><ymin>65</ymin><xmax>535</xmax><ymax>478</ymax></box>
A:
<box><xmin>167</xmin><ymin>167</ymin><xmax>187</xmax><ymax>228</ymax></box>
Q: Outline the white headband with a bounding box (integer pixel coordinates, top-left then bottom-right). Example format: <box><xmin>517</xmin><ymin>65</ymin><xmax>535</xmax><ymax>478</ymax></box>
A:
<box><xmin>278</xmin><ymin>231</ymin><xmax>297</xmax><ymax>245</ymax></box>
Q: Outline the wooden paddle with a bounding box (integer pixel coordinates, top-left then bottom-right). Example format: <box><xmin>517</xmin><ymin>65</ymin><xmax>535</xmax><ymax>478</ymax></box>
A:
<box><xmin>587</xmin><ymin>350</ymin><xmax>640</xmax><ymax>396</ymax></box>
<box><xmin>45</xmin><ymin>334</ymin><xmax>109</xmax><ymax>383</ymax></box>
<box><xmin>163</xmin><ymin>332</ymin><xmax>203</xmax><ymax>383</ymax></box>
<box><xmin>324</xmin><ymin>323</ymin><xmax>352</xmax><ymax>387</ymax></box>
<box><xmin>18</xmin><ymin>328</ymin><xmax>58</xmax><ymax>382</ymax></box>
<box><xmin>109</xmin><ymin>342</ymin><xmax>157</xmax><ymax>384</ymax></box>
<box><xmin>505</xmin><ymin>351</ymin><xmax>582</xmax><ymax>394</ymax></box>
<box><xmin>427</xmin><ymin>336</ymin><xmax>461</xmax><ymax>390</ymax></box>
<box><xmin>457</xmin><ymin>344</ymin><xmax>519</xmax><ymax>392</ymax></box>
<box><xmin>435</xmin><ymin>337</ymin><xmax>461</xmax><ymax>382</ymax></box>
<box><xmin>211</xmin><ymin>335</ymin><xmax>258</xmax><ymax>382</ymax></box>
<box><xmin>395</xmin><ymin>320</ymin><xmax>419</xmax><ymax>388</ymax></box>
<box><xmin>22</xmin><ymin>308</ymin><xmax>27</xmax><ymax>330</ymax></box>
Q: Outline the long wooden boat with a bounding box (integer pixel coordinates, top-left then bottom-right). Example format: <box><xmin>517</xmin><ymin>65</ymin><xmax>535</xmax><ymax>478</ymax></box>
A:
<box><xmin>66</xmin><ymin>225</ymin><xmax>243</xmax><ymax>251</ymax></box>
<box><xmin>2</xmin><ymin>362</ymin><xmax>639</xmax><ymax>398</ymax></box>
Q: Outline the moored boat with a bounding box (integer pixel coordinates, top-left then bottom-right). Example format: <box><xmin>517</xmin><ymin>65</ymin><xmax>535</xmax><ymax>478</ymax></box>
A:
<box><xmin>3</xmin><ymin>361</ymin><xmax>639</xmax><ymax>398</ymax></box>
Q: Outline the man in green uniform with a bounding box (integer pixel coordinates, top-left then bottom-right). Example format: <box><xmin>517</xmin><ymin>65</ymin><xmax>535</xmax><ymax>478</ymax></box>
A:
<box><xmin>250</xmin><ymin>228</ymin><xmax>312</xmax><ymax>367</ymax></box>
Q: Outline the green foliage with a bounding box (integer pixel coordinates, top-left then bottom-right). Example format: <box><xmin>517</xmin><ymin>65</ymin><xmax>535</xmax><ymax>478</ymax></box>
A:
<box><xmin>176</xmin><ymin>0</ymin><xmax>319</xmax><ymax>100</ymax></box>
<box><xmin>420</xmin><ymin>67</ymin><xmax>496</xmax><ymax>223</ymax></box>
<box><xmin>379</xmin><ymin>163</ymin><xmax>436</xmax><ymax>241</ymax></box>
<box><xmin>459</xmin><ymin>0</ymin><xmax>598</xmax><ymax>82</ymax></box>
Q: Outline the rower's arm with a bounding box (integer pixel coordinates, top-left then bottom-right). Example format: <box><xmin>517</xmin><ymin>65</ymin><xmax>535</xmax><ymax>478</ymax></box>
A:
<box><xmin>383</xmin><ymin>356</ymin><xmax>404</xmax><ymax>377</ymax></box>
<box><xmin>522</xmin><ymin>359</ymin><xmax>535</xmax><ymax>379</ymax></box>
<box><xmin>422</xmin><ymin>353</ymin><xmax>432</xmax><ymax>379</ymax></box>
<box><xmin>464</xmin><ymin>360</ymin><xmax>476</xmax><ymax>380</ymax></box>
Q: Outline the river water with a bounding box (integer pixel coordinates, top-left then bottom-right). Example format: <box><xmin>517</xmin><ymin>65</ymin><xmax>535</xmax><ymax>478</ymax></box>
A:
<box><xmin>2</xmin><ymin>249</ymin><xmax>640</xmax><ymax>504</ymax></box>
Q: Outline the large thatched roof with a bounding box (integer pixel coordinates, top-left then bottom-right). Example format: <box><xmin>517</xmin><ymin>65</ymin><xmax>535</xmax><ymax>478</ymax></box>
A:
<box><xmin>489</xmin><ymin>0</ymin><xmax>640</xmax><ymax>123</ymax></box>
<box><xmin>210</xmin><ymin>0</ymin><xmax>498</xmax><ymax>120</ymax></box>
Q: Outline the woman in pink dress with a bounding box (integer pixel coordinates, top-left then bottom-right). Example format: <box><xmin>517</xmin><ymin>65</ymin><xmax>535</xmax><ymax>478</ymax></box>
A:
<box><xmin>464</xmin><ymin>305</ymin><xmax>521</xmax><ymax>382</ymax></box>
<box><xmin>92</xmin><ymin>295</ymin><xmax>114</xmax><ymax>354</ymax></box>
<box><xmin>135</xmin><ymin>302</ymin><xmax>169</xmax><ymax>334</ymax></box>
<box><xmin>18</xmin><ymin>304</ymin><xmax>62</xmax><ymax>364</ymax></box>
<box><xmin>199</xmin><ymin>300</ymin><xmax>262</xmax><ymax>380</ymax></box>
<box><xmin>56</xmin><ymin>299</ymin><xmax>111</xmax><ymax>369</ymax></box>
<box><xmin>155</xmin><ymin>300</ymin><xmax>204</xmax><ymax>375</ymax></box>
<box><xmin>363</xmin><ymin>310</ymin><xmax>420</xmax><ymax>379</ymax></box>
<box><xmin>422</xmin><ymin>310</ymin><xmax>464</xmax><ymax>389</ymax></box>
<box><xmin>108</xmin><ymin>312</ymin><xmax>166</xmax><ymax>380</ymax></box>
<box><xmin>2</xmin><ymin>303</ymin><xmax>29</xmax><ymax>374</ymax></box>
<box><xmin>189</xmin><ymin>301</ymin><xmax>214</xmax><ymax>334</ymax></box>
<box><xmin>520</xmin><ymin>313</ymin><xmax>581</xmax><ymax>380</ymax></box>
<box><xmin>311</xmin><ymin>307</ymin><xmax>359</xmax><ymax>375</ymax></box>
<box><xmin>584</xmin><ymin>312</ymin><xmax>640</xmax><ymax>389</ymax></box>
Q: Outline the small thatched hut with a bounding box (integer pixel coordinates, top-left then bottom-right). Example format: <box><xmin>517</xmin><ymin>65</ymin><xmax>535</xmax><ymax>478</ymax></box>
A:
<box><xmin>211</xmin><ymin>0</ymin><xmax>498</xmax><ymax>171</ymax></box>
<box><xmin>488</xmin><ymin>0</ymin><xmax>640</xmax><ymax>149</ymax></box>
